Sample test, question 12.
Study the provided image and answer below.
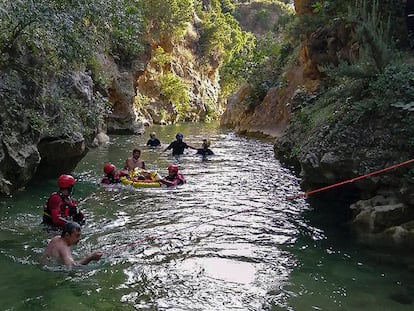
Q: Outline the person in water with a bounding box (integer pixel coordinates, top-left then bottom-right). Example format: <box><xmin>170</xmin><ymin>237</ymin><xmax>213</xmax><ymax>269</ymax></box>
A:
<box><xmin>43</xmin><ymin>174</ymin><xmax>85</xmax><ymax>228</ymax></box>
<box><xmin>42</xmin><ymin>222</ymin><xmax>103</xmax><ymax>266</ymax></box>
<box><xmin>101</xmin><ymin>163</ymin><xmax>126</xmax><ymax>184</ymax></box>
<box><xmin>146</xmin><ymin>132</ymin><xmax>161</xmax><ymax>147</ymax></box>
<box><xmin>164</xmin><ymin>132</ymin><xmax>196</xmax><ymax>156</ymax></box>
<box><xmin>158</xmin><ymin>165</ymin><xmax>186</xmax><ymax>187</ymax></box>
<box><xmin>196</xmin><ymin>138</ymin><xmax>214</xmax><ymax>156</ymax></box>
<box><xmin>125</xmin><ymin>149</ymin><xmax>145</xmax><ymax>170</ymax></box>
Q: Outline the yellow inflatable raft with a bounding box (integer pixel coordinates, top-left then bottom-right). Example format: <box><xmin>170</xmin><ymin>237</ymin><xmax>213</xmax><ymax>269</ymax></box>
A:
<box><xmin>120</xmin><ymin>169</ymin><xmax>162</xmax><ymax>188</ymax></box>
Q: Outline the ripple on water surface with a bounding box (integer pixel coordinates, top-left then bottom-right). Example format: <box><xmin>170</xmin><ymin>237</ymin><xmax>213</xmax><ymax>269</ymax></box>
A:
<box><xmin>1</xmin><ymin>124</ymin><xmax>413</xmax><ymax>310</ymax></box>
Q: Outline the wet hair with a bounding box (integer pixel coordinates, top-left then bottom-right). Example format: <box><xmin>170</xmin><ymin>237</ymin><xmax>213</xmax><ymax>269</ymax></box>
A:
<box><xmin>61</xmin><ymin>222</ymin><xmax>81</xmax><ymax>237</ymax></box>
<box><xmin>133</xmin><ymin>148</ymin><xmax>141</xmax><ymax>153</ymax></box>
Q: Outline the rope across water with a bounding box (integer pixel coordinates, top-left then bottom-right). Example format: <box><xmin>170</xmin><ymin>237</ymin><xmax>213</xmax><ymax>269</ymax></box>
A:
<box><xmin>106</xmin><ymin>157</ymin><xmax>414</xmax><ymax>253</ymax></box>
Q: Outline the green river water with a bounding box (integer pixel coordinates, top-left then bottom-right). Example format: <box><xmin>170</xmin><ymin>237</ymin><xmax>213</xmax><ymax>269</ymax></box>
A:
<box><xmin>0</xmin><ymin>122</ymin><xmax>413</xmax><ymax>310</ymax></box>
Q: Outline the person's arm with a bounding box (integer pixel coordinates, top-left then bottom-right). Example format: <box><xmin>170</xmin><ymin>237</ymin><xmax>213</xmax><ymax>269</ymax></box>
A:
<box><xmin>124</xmin><ymin>159</ymin><xmax>130</xmax><ymax>170</ymax></box>
<box><xmin>77</xmin><ymin>250</ymin><xmax>103</xmax><ymax>265</ymax></box>
<box><xmin>59</xmin><ymin>247</ymin><xmax>76</xmax><ymax>266</ymax></box>
<box><xmin>49</xmin><ymin>196</ymin><xmax>68</xmax><ymax>227</ymax></box>
<box><xmin>142</xmin><ymin>161</ymin><xmax>145</xmax><ymax>169</ymax></box>
<box><xmin>186</xmin><ymin>143</ymin><xmax>197</xmax><ymax>150</ymax></box>
<box><xmin>158</xmin><ymin>178</ymin><xmax>175</xmax><ymax>187</ymax></box>
<box><xmin>163</xmin><ymin>142</ymin><xmax>173</xmax><ymax>152</ymax></box>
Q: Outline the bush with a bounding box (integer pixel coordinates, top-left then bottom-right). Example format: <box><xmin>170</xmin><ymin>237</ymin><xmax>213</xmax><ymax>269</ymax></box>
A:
<box><xmin>369</xmin><ymin>63</ymin><xmax>414</xmax><ymax>110</ymax></box>
<box><xmin>159</xmin><ymin>72</ymin><xmax>190</xmax><ymax>120</ymax></box>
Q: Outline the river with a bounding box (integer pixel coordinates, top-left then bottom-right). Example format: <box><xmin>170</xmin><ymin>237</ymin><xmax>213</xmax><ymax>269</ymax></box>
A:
<box><xmin>0</xmin><ymin>122</ymin><xmax>413</xmax><ymax>310</ymax></box>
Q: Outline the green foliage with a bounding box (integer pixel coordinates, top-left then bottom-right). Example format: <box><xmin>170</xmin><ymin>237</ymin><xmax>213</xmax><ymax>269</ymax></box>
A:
<box><xmin>203</xmin><ymin>98</ymin><xmax>221</xmax><ymax>121</ymax></box>
<box><xmin>199</xmin><ymin>10</ymin><xmax>248</xmax><ymax>65</ymax></box>
<box><xmin>86</xmin><ymin>56</ymin><xmax>112</xmax><ymax>91</ymax></box>
<box><xmin>368</xmin><ymin>63</ymin><xmax>414</xmax><ymax>110</ymax></box>
<box><xmin>142</xmin><ymin>0</ymin><xmax>194</xmax><ymax>40</ymax></box>
<box><xmin>255</xmin><ymin>9</ymin><xmax>271</xmax><ymax>29</ymax></box>
<box><xmin>220</xmin><ymin>30</ymin><xmax>291</xmax><ymax>101</ymax></box>
<box><xmin>348</xmin><ymin>0</ymin><xmax>391</xmax><ymax>74</ymax></box>
<box><xmin>0</xmin><ymin>0</ymin><xmax>144</xmax><ymax>139</ymax></box>
<box><xmin>219</xmin><ymin>1</ymin><xmax>296</xmax><ymax>103</ymax></box>
<box><xmin>152</xmin><ymin>46</ymin><xmax>173</xmax><ymax>69</ymax></box>
<box><xmin>135</xmin><ymin>93</ymin><xmax>151</xmax><ymax>109</ymax></box>
<box><xmin>159</xmin><ymin>72</ymin><xmax>191</xmax><ymax>120</ymax></box>
<box><xmin>219</xmin><ymin>0</ymin><xmax>236</xmax><ymax>14</ymax></box>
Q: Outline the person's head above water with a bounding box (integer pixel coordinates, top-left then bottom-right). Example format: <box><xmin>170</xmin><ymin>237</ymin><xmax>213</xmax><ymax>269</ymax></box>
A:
<box><xmin>176</xmin><ymin>132</ymin><xmax>183</xmax><ymax>140</ymax></box>
<box><xmin>202</xmin><ymin>139</ymin><xmax>211</xmax><ymax>148</ymax></box>
<box><xmin>104</xmin><ymin>163</ymin><xmax>116</xmax><ymax>174</ymax></box>
<box><xmin>132</xmin><ymin>149</ymin><xmax>141</xmax><ymax>159</ymax></box>
<box><xmin>57</xmin><ymin>175</ymin><xmax>75</xmax><ymax>195</ymax></box>
<box><xmin>62</xmin><ymin>221</ymin><xmax>82</xmax><ymax>238</ymax></box>
<box><xmin>168</xmin><ymin>165</ymin><xmax>179</xmax><ymax>176</ymax></box>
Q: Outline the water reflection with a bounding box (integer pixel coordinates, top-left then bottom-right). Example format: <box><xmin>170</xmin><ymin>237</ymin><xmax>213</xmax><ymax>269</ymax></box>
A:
<box><xmin>73</xmin><ymin>125</ymin><xmax>306</xmax><ymax>309</ymax></box>
<box><xmin>1</xmin><ymin>123</ymin><xmax>412</xmax><ymax>310</ymax></box>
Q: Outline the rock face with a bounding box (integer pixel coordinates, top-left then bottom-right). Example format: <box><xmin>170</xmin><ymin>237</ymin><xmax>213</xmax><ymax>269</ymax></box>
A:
<box><xmin>0</xmin><ymin>68</ymin><xmax>98</xmax><ymax>193</ymax></box>
<box><xmin>35</xmin><ymin>134</ymin><xmax>87</xmax><ymax>179</ymax></box>
<box><xmin>350</xmin><ymin>195</ymin><xmax>414</xmax><ymax>248</ymax></box>
<box><xmin>222</xmin><ymin>2</ymin><xmax>414</xmax><ymax>250</ymax></box>
<box><xmin>221</xmin><ymin>85</ymin><xmax>290</xmax><ymax>137</ymax></box>
<box><xmin>98</xmin><ymin>53</ymin><xmax>150</xmax><ymax>135</ymax></box>
<box><xmin>294</xmin><ymin>0</ymin><xmax>312</xmax><ymax>15</ymax></box>
<box><xmin>0</xmin><ymin>129</ymin><xmax>40</xmax><ymax>195</ymax></box>
<box><xmin>134</xmin><ymin>21</ymin><xmax>221</xmax><ymax>125</ymax></box>
<box><xmin>274</xmin><ymin>95</ymin><xmax>414</xmax><ymax>248</ymax></box>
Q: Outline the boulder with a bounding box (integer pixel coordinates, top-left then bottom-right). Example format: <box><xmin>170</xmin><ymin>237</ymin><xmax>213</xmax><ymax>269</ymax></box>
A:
<box><xmin>35</xmin><ymin>133</ymin><xmax>87</xmax><ymax>178</ymax></box>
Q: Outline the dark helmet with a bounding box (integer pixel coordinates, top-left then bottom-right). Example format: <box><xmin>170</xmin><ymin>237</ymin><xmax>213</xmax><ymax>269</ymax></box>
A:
<box><xmin>168</xmin><ymin>165</ymin><xmax>179</xmax><ymax>173</ymax></box>
<box><xmin>176</xmin><ymin>132</ymin><xmax>183</xmax><ymax>140</ymax></box>
<box><xmin>58</xmin><ymin>174</ymin><xmax>75</xmax><ymax>189</ymax></box>
<box><xmin>104</xmin><ymin>163</ymin><xmax>116</xmax><ymax>174</ymax></box>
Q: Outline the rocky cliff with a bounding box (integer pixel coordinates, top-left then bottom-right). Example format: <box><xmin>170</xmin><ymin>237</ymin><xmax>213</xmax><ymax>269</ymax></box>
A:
<box><xmin>0</xmin><ymin>9</ymin><xmax>223</xmax><ymax>195</ymax></box>
<box><xmin>222</xmin><ymin>0</ymin><xmax>414</xmax><ymax>250</ymax></box>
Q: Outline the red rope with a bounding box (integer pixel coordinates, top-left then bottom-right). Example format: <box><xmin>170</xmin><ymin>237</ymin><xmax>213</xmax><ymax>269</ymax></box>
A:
<box><xmin>286</xmin><ymin>158</ymin><xmax>414</xmax><ymax>200</ymax></box>
<box><xmin>106</xmin><ymin>158</ymin><xmax>414</xmax><ymax>251</ymax></box>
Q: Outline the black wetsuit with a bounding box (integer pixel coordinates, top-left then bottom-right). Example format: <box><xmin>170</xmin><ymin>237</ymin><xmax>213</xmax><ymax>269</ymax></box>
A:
<box><xmin>166</xmin><ymin>140</ymin><xmax>189</xmax><ymax>156</ymax></box>
<box><xmin>196</xmin><ymin>148</ymin><xmax>214</xmax><ymax>156</ymax></box>
<box><xmin>146</xmin><ymin>138</ymin><xmax>161</xmax><ymax>147</ymax></box>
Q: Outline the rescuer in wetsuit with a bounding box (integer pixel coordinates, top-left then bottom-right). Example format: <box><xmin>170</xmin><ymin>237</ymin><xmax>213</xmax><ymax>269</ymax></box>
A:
<box><xmin>43</xmin><ymin>174</ymin><xmax>85</xmax><ymax>228</ymax></box>
<box><xmin>164</xmin><ymin>132</ymin><xmax>196</xmax><ymax>156</ymax></box>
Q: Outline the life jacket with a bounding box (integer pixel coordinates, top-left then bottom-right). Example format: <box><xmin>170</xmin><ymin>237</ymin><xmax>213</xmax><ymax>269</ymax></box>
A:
<box><xmin>42</xmin><ymin>191</ymin><xmax>79</xmax><ymax>226</ymax></box>
<box><xmin>166</xmin><ymin>173</ymin><xmax>186</xmax><ymax>186</ymax></box>
<box><xmin>101</xmin><ymin>173</ymin><xmax>120</xmax><ymax>185</ymax></box>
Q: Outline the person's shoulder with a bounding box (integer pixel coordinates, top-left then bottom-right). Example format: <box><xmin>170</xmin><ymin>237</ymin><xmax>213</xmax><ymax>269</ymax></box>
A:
<box><xmin>49</xmin><ymin>193</ymin><xmax>62</xmax><ymax>202</ymax></box>
<box><xmin>48</xmin><ymin>235</ymin><xmax>62</xmax><ymax>245</ymax></box>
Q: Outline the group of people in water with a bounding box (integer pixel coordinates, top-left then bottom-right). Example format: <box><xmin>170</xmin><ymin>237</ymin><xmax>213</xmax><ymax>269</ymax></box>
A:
<box><xmin>42</xmin><ymin>132</ymin><xmax>214</xmax><ymax>267</ymax></box>
<box><xmin>102</xmin><ymin>132</ymin><xmax>211</xmax><ymax>186</ymax></box>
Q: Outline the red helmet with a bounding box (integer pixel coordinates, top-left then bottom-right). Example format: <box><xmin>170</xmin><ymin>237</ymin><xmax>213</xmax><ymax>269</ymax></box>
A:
<box><xmin>168</xmin><ymin>165</ymin><xmax>178</xmax><ymax>173</ymax></box>
<box><xmin>104</xmin><ymin>163</ymin><xmax>116</xmax><ymax>174</ymax></box>
<box><xmin>57</xmin><ymin>174</ymin><xmax>75</xmax><ymax>188</ymax></box>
